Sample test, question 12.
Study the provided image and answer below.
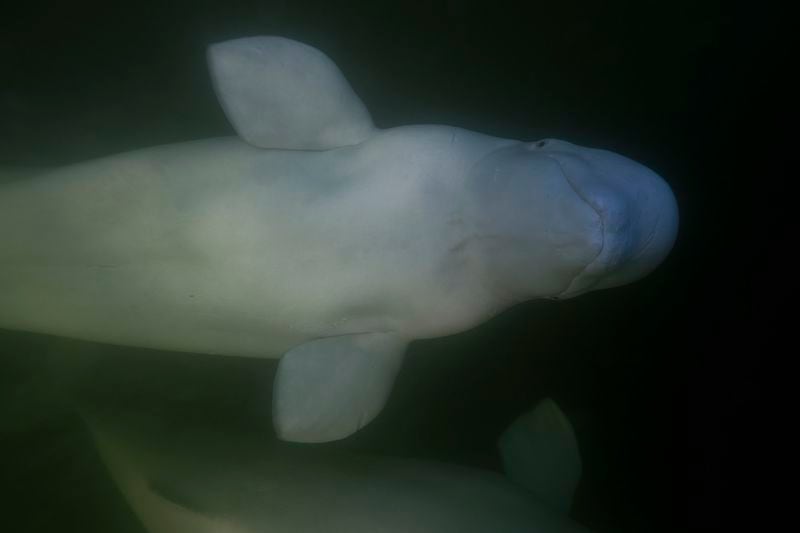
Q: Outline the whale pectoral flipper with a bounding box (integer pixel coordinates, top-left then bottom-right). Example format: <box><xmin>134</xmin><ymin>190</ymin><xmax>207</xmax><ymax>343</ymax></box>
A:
<box><xmin>273</xmin><ymin>333</ymin><xmax>406</xmax><ymax>443</ymax></box>
<box><xmin>207</xmin><ymin>36</ymin><xmax>375</xmax><ymax>151</ymax></box>
<box><xmin>498</xmin><ymin>398</ymin><xmax>582</xmax><ymax>514</ymax></box>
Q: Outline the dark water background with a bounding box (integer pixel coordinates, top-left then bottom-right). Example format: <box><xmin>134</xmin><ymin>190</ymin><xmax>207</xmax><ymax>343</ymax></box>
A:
<box><xmin>0</xmin><ymin>1</ymin><xmax>763</xmax><ymax>531</ymax></box>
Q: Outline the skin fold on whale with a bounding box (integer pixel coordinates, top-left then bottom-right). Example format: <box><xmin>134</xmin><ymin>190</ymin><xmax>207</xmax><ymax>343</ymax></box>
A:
<box><xmin>0</xmin><ymin>36</ymin><xmax>679</xmax><ymax>443</ymax></box>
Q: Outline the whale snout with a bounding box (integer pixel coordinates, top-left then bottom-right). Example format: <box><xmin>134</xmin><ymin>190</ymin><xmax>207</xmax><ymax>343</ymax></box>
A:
<box><xmin>537</xmin><ymin>141</ymin><xmax>679</xmax><ymax>298</ymax></box>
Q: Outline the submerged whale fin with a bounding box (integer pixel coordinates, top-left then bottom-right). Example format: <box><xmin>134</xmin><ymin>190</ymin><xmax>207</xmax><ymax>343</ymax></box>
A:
<box><xmin>498</xmin><ymin>398</ymin><xmax>582</xmax><ymax>514</ymax></box>
<box><xmin>208</xmin><ymin>36</ymin><xmax>375</xmax><ymax>151</ymax></box>
<box><xmin>273</xmin><ymin>333</ymin><xmax>405</xmax><ymax>443</ymax></box>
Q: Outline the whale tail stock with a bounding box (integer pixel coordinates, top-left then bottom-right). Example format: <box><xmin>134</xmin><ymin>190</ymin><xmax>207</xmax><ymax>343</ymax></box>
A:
<box><xmin>497</xmin><ymin>398</ymin><xmax>583</xmax><ymax>514</ymax></box>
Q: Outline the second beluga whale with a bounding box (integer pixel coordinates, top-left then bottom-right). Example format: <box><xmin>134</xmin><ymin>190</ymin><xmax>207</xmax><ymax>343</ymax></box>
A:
<box><xmin>84</xmin><ymin>398</ymin><xmax>590</xmax><ymax>533</ymax></box>
<box><xmin>0</xmin><ymin>36</ymin><xmax>679</xmax><ymax>442</ymax></box>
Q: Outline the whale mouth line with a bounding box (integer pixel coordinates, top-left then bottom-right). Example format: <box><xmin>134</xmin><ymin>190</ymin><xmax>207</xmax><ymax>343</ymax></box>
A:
<box><xmin>546</xmin><ymin>155</ymin><xmax>623</xmax><ymax>298</ymax></box>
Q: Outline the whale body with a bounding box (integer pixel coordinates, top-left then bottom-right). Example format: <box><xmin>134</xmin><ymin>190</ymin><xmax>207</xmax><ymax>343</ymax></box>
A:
<box><xmin>0</xmin><ymin>37</ymin><xmax>679</xmax><ymax>442</ymax></box>
<box><xmin>85</xmin><ymin>399</ymin><xmax>590</xmax><ymax>533</ymax></box>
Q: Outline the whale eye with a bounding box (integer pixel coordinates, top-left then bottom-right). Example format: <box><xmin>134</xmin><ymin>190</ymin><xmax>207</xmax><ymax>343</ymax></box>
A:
<box><xmin>535</xmin><ymin>140</ymin><xmax>547</xmax><ymax>148</ymax></box>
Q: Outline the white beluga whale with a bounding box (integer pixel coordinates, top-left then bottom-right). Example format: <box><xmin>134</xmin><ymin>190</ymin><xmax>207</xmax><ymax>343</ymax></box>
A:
<box><xmin>0</xmin><ymin>36</ymin><xmax>679</xmax><ymax>443</ymax></box>
<box><xmin>84</xmin><ymin>398</ymin><xmax>590</xmax><ymax>533</ymax></box>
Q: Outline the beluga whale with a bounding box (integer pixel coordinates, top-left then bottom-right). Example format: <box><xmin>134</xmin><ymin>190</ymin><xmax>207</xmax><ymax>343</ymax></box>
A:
<box><xmin>0</xmin><ymin>36</ymin><xmax>679</xmax><ymax>443</ymax></box>
<box><xmin>84</xmin><ymin>398</ymin><xmax>591</xmax><ymax>533</ymax></box>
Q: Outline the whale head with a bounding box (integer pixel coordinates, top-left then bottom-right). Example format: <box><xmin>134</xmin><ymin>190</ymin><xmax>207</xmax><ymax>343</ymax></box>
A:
<box><xmin>467</xmin><ymin>138</ymin><xmax>678</xmax><ymax>301</ymax></box>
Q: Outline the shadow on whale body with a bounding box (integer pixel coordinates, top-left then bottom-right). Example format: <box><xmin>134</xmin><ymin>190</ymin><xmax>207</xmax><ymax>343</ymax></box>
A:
<box><xmin>0</xmin><ymin>36</ymin><xmax>678</xmax><ymax>443</ymax></box>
